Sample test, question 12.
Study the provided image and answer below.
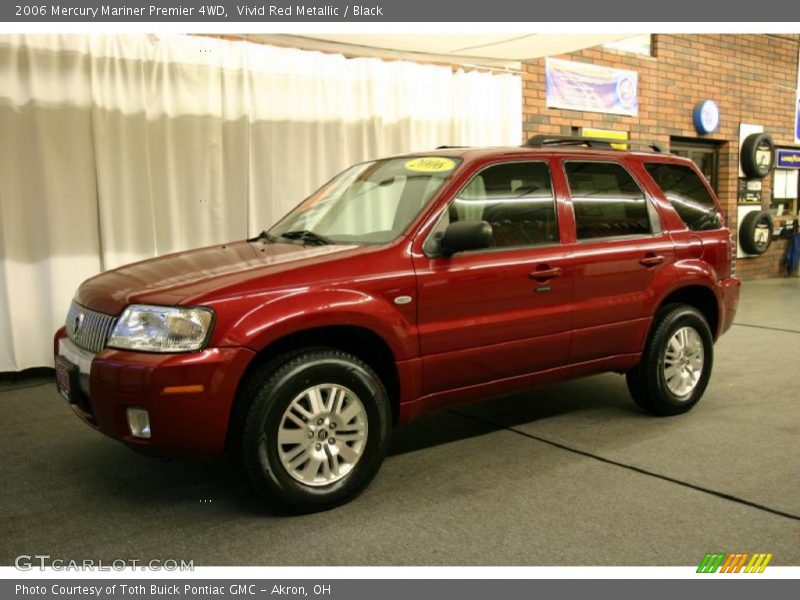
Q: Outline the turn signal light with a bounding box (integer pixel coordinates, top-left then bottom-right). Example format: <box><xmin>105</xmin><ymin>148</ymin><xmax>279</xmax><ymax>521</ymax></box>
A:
<box><xmin>162</xmin><ymin>384</ymin><xmax>205</xmax><ymax>395</ymax></box>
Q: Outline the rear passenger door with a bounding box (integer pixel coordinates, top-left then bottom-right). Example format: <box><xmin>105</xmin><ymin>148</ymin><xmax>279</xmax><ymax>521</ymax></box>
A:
<box><xmin>561</xmin><ymin>160</ymin><xmax>675</xmax><ymax>364</ymax></box>
<box><xmin>414</xmin><ymin>159</ymin><xmax>574</xmax><ymax>395</ymax></box>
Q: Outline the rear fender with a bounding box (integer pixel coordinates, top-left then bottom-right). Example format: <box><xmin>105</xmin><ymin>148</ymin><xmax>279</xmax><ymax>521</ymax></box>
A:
<box><xmin>645</xmin><ymin>259</ymin><xmax>722</xmax><ymax>338</ymax></box>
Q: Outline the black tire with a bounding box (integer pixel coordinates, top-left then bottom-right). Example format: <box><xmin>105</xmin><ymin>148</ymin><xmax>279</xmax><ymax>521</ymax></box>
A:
<box><xmin>740</xmin><ymin>132</ymin><xmax>775</xmax><ymax>179</ymax></box>
<box><xmin>238</xmin><ymin>349</ymin><xmax>391</xmax><ymax>513</ymax></box>
<box><xmin>226</xmin><ymin>348</ymin><xmax>310</xmax><ymax>458</ymax></box>
<box><xmin>738</xmin><ymin>210</ymin><xmax>773</xmax><ymax>255</ymax></box>
<box><xmin>626</xmin><ymin>304</ymin><xmax>714</xmax><ymax>416</ymax></box>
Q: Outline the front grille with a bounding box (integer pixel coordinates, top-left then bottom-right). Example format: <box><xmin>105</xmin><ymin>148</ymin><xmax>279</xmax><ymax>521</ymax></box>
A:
<box><xmin>65</xmin><ymin>301</ymin><xmax>117</xmax><ymax>354</ymax></box>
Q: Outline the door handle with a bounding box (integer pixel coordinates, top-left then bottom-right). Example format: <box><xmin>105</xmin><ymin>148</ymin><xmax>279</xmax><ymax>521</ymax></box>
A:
<box><xmin>530</xmin><ymin>265</ymin><xmax>563</xmax><ymax>281</ymax></box>
<box><xmin>639</xmin><ymin>254</ymin><xmax>665</xmax><ymax>267</ymax></box>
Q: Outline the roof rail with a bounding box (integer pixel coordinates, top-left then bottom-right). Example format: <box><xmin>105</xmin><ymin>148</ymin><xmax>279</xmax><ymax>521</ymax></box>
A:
<box><xmin>435</xmin><ymin>145</ymin><xmax>469</xmax><ymax>149</ymax></box>
<box><xmin>524</xmin><ymin>134</ymin><xmax>665</xmax><ymax>153</ymax></box>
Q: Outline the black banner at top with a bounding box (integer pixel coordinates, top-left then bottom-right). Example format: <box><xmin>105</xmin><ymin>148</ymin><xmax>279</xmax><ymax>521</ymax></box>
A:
<box><xmin>3</xmin><ymin>0</ymin><xmax>800</xmax><ymax>22</ymax></box>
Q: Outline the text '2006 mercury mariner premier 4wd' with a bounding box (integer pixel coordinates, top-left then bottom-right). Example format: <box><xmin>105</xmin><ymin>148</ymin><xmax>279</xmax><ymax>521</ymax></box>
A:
<box><xmin>54</xmin><ymin>135</ymin><xmax>741</xmax><ymax>512</ymax></box>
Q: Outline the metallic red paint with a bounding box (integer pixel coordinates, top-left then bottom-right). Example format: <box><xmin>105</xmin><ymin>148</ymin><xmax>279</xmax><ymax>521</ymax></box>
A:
<box><xmin>61</xmin><ymin>328</ymin><xmax>255</xmax><ymax>456</ymax></box>
<box><xmin>55</xmin><ymin>145</ymin><xmax>741</xmax><ymax>454</ymax></box>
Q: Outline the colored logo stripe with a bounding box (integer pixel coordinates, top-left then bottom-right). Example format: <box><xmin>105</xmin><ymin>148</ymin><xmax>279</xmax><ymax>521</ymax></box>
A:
<box><xmin>720</xmin><ymin>553</ymin><xmax>748</xmax><ymax>573</ymax></box>
<box><xmin>697</xmin><ymin>553</ymin><xmax>725</xmax><ymax>573</ymax></box>
<box><xmin>746</xmin><ymin>553</ymin><xmax>773</xmax><ymax>573</ymax></box>
<box><xmin>697</xmin><ymin>553</ymin><xmax>773</xmax><ymax>573</ymax></box>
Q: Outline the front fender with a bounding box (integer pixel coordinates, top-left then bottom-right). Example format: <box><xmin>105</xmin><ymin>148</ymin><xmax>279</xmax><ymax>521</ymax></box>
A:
<box><xmin>210</xmin><ymin>288</ymin><xmax>418</xmax><ymax>361</ymax></box>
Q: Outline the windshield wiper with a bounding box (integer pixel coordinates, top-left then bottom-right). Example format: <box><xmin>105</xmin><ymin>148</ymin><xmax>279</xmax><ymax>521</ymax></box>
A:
<box><xmin>248</xmin><ymin>230</ymin><xmax>277</xmax><ymax>243</ymax></box>
<box><xmin>278</xmin><ymin>230</ymin><xmax>334</xmax><ymax>245</ymax></box>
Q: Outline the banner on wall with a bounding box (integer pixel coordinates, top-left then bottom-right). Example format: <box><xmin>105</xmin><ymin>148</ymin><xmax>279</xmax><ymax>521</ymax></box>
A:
<box><xmin>545</xmin><ymin>58</ymin><xmax>639</xmax><ymax>117</ymax></box>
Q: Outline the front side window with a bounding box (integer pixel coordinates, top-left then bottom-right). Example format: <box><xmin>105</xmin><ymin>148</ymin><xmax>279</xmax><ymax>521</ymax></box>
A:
<box><xmin>645</xmin><ymin>162</ymin><xmax>722</xmax><ymax>231</ymax></box>
<box><xmin>269</xmin><ymin>157</ymin><xmax>459</xmax><ymax>244</ymax></box>
<box><xmin>444</xmin><ymin>161</ymin><xmax>558</xmax><ymax>249</ymax></box>
<box><xmin>565</xmin><ymin>161</ymin><xmax>651</xmax><ymax>240</ymax></box>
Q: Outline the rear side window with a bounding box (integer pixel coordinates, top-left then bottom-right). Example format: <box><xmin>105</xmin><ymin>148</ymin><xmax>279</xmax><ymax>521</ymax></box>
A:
<box><xmin>449</xmin><ymin>161</ymin><xmax>558</xmax><ymax>248</ymax></box>
<box><xmin>565</xmin><ymin>162</ymin><xmax>651</xmax><ymax>240</ymax></box>
<box><xmin>645</xmin><ymin>162</ymin><xmax>722</xmax><ymax>231</ymax></box>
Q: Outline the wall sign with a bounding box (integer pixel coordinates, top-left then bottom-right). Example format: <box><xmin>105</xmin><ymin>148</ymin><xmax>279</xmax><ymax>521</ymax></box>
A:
<box><xmin>746</xmin><ymin>180</ymin><xmax>762</xmax><ymax>192</ymax></box>
<box><xmin>794</xmin><ymin>47</ymin><xmax>799</xmax><ymax>143</ymax></box>
<box><xmin>545</xmin><ymin>58</ymin><xmax>638</xmax><ymax>117</ymax></box>
<box><xmin>737</xmin><ymin>179</ymin><xmax>762</xmax><ymax>203</ymax></box>
<box><xmin>795</xmin><ymin>96</ymin><xmax>800</xmax><ymax>144</ymax></box>
<box><xmin>693</xmin><ymin>99</ymin><xmax>720</xmax><ymax>134</ymax></box>
<box><xmin>777</xmin><ymin>148</ymin><xmax>800</xmax><ymax>169</ymax></box>
<box><xmin>740</xmin><ymin>132</ymin><xmax>776</xmax><ymax>179</ymax></box>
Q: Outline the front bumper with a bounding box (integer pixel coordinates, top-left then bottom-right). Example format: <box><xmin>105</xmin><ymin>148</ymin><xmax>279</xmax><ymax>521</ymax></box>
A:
<box><xmin>54</xmin><ymin>328</ymin><xmax>255</xmax><ymax>456</ymax></box>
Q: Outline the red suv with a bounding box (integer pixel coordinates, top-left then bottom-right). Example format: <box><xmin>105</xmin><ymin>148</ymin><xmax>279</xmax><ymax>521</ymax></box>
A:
<box><xmin>54</xmin><ymin>136</ymin><xmax>740</xmax><ymax>512</ymax></box>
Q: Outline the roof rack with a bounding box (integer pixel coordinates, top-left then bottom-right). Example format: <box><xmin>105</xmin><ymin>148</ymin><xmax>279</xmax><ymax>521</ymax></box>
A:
<box><xmin>524</xmin><ymin>134</ymin><xmax>665</xmax><ymax>153</ymax></box>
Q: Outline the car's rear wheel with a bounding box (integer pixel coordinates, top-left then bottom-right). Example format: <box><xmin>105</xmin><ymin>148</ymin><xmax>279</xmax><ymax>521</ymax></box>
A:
<box><xmin>626</xmin><ymin>304</ymin><xmax>714</xmax><ymax>416</ymax></box>
<box><xmin>238</xmin><ymin>349</ymin><xmax>391</xmax><ymax>513</ymax></box>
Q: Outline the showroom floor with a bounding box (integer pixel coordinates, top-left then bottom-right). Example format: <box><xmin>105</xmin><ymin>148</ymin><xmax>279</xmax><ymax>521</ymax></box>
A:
<box><xmin>1</xmin><ymin>279</ymin><xmax>799</xmax><ymax>566</ymax></box>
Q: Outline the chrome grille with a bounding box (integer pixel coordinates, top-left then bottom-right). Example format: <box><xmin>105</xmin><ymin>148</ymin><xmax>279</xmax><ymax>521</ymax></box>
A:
<box><xmin>65</xmin><ymin>301</ymin><xmax>117</xmax><ymax>354</ymax></box>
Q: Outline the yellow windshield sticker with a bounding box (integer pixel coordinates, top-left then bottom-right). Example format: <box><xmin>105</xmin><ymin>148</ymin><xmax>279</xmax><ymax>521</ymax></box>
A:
<box><xmin>404</xmin><ymin>157</ymin><xmax>456</xmax><ymax>173</ymax></box>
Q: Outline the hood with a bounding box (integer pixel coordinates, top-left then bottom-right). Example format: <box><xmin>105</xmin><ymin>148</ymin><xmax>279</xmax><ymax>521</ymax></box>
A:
<box><xmin>75</xmin><ymin>240</ymin><xmax>360</xmax><ymax>315</ymax></box>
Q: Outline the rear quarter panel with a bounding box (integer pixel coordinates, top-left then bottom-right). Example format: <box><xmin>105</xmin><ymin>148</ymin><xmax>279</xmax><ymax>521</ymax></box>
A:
<box><xmin>628</xmin><ymin>155</ymin><xmax>733</xmax><ymax>280</ymax></box>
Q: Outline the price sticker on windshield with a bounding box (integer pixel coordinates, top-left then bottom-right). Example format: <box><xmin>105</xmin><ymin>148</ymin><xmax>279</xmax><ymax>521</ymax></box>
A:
<box><xmin>404</xmin><ymin>157</ymin><xmax>456</xmax><ymax>173</ymax></box>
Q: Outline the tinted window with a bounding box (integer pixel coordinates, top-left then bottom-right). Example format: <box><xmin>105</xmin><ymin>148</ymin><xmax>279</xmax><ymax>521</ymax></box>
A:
<box><xmin>565</xmin><ymin>162</ymin><xmax>651</xmax><ymax>240</ymax></box>
<box><xmin>448</xmin><ymin>162</ymin><xmax>558</xmax><ymax>248</ymax></box>
<box><xmin>645</xmin><ymin>162</ymin><xmax>722</xmax><ymax>231</ymax></box>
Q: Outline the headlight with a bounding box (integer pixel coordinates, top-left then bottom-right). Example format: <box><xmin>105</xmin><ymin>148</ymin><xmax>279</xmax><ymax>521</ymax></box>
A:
<box><xmin>108</xmin><ymin>305</ymin><xmax>214</xmax><ymax>353</ymax></box>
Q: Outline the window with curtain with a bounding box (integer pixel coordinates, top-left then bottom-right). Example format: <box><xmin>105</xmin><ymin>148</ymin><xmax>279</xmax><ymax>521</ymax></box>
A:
<box><xmin>0</xmin><ymin>34</ymin><xmax>522</xmax><ymax>371</ymax></box>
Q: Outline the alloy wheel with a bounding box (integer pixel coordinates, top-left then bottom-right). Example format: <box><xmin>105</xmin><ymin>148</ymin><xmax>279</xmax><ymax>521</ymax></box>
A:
<box><xmin>276</xmin><ymin>384</ymin><xmax>369</xmax><ymax>487</ymax></box>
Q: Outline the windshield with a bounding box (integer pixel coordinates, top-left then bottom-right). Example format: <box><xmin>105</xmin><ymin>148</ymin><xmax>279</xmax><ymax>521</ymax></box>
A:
<box><xmin>268</xmin><ymin>157</ymin><xmax>460</xmax><ymax>244</ymax></box>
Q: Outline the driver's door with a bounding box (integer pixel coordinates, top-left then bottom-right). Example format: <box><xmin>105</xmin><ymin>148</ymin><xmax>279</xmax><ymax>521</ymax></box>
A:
<box><xmin>412</xmin><ymin>159</ymin><xmax>573</xmax><ymax>396</ymax></box>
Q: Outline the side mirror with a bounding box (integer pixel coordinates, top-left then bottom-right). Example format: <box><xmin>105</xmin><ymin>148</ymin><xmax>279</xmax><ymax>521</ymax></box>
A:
<box><xmin>437</xmin><ymin>221</ymin><xmax>493</xmax><ymax>256</ymax></box>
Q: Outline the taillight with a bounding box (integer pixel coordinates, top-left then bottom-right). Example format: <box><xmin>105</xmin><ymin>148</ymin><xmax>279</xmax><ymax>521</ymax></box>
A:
<box><xmin>729</xmin><ymin>231</ymin><xmax>737</xmax><ymax>277</ymax></box>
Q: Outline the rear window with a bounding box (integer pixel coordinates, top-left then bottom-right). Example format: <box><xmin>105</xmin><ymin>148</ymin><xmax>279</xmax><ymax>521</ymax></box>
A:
<box><xmin>645</xmin><ymin>162</ymin><xmax>722</xmax><ymax>231</ymax></box>
<box><xmin>564</xmin><ymin>161</ymin><xmax>651</xmax><ymax>240</ymax></box>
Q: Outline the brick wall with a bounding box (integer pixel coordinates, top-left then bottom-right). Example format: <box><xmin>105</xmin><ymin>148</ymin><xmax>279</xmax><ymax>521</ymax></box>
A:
<box><xmin>522</xmin><ymin>34</ymin><xmax>800</xmax><ymax>280</ymax></box>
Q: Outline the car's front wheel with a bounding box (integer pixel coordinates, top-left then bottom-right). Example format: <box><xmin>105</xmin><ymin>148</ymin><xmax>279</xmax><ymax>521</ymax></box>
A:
<box><xmin>239</xmin><ymin>349</ymin><xmax>391</xmax><ymax>513</ymax></box>
<box><xmin>626</xmin><ymin>304</ymin><xmax>714</xmax><ymax>416</ymax></box>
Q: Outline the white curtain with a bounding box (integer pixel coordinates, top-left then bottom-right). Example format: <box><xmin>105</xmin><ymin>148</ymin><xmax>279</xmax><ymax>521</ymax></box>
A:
<box><xmin>0</xmin><ymin>34</ymin><xmax>522</xmax><ymax>372</ymax></box>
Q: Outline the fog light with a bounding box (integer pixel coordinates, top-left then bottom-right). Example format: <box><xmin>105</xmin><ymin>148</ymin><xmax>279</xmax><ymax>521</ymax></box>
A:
<box><xmin>126</xmin><ymin>407</ymin><xmax>151</xmax><ymax>439</ymax></box>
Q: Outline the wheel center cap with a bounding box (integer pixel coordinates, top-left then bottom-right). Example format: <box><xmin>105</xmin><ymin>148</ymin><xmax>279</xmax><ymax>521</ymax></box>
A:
<box><xmin>317</xmin><ymin>429</ymin><xmax>328</xmax><ymax>441</ymax></box>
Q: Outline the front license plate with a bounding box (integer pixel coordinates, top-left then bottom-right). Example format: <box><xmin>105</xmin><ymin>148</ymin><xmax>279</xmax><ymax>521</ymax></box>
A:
<box><xmin>55</xmin><ymin>356</ymin><xmax>77</xmax><ymax>403</ymax></box>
